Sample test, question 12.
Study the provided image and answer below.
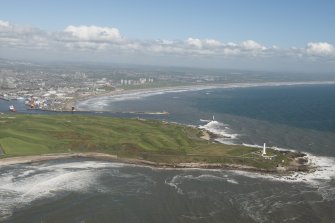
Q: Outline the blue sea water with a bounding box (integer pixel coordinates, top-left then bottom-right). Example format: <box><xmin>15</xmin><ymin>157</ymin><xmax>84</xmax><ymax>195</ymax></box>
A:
<box><xmin>1</xmin><ymin>83</ymin><xmax>335</xmax><ymax>222</ymax></box>
<box><xmin>194</xmin><ymin>85</ymin><xmax>335</xmax><ymax>132</ymax></box>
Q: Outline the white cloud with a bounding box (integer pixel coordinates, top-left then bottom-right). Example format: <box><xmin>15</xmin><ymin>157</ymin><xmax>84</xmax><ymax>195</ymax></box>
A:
<box><xmin>0</xmin><ymin>20</ymin><xmax>50</xmax><ymax>49</ymax></box>
<box><xmin>204</xmin><ymin>39</ymin><xmax>222</xmax><ymax>47</ymax></box>
<box><xmin>223</xmin><ymin>48</ymin><xmax>240</xmax><ymax>56</ymax></box>
<box><xmin>0</xmin><ymin>20</ymin><xmax>9</xmax><ymax>28</ymax></box>
<box><xmin>0</xmin><ymin>19</ymin><xmax>334</xmax><ymax>66</ymax></box>
<box><xmin>186</xmin><ymin>38</ymin><xmax>222</xmax><ymax>48</ymax></box>
<box><xmin>306</xmin><ymin>42</ymin><xmax>334</xmax><ymax>56</ymax></box>
<box><xmin>186</xmin><ymin>38</ymin><xmax>203</xmax><ymax>48</ymax></box>
<box><xmin>241</xmin><ymin>40</ymin><xmax>266</xmax><ymax>51</ymax></box>
<box><xmin>160</xmin><ymin>39</ymin><xmax>175</xmax><ymax>45</ymax></box>
<box><xmin>227</xmin><ymin>42</ymin><xmax>238</xmax><ymax>47</ymax></box>
<box><xmin>64</xmin><ymin>25</ymin><xmax>122</xmax><ymax>43</ymax></box>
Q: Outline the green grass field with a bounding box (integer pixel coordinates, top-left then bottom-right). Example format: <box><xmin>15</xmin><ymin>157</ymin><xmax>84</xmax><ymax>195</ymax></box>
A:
<box><xmin>0</xmin><ymin>114</ymin><xmax>294</xmax><ymax>169</ymax></box>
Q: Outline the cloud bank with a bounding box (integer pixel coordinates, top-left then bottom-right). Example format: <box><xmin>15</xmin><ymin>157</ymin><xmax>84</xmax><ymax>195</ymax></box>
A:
<box><xmin>0</xmin><ymin>20</ymin><xmax>334</xmax><ymax>70</ymax></box>
<box><xmin>306</xmin><ymin>42</ymin><xmax>335</xmax><ymax>57</ymax></box>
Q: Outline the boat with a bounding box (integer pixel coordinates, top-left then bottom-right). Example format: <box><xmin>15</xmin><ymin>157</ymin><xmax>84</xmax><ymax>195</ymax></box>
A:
<box><xmin>9</xmin><ymin>105</ymin><xmax>16</xmax><ymax>112</ymax></box>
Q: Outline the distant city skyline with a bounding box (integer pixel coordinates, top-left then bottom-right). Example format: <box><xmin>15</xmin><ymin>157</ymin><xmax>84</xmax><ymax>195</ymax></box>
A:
<box><xmin>0</xmin><ymin>0</ymin><xmax>334</xmax><ymax>72</ymax></box>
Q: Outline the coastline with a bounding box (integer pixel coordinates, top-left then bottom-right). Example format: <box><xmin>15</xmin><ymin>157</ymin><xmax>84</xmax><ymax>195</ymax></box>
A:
<box><xmin>2</xmin><ymin>82</ymin><xmax>330</xmax><ymax>175</ymax></box>
<box><xmin>0</xmin><ymin>152</ymin><xmax>313</xmax><ymax>174</ymax></box>
<box><xmin>73</xmin><ymin>81</ymin><xmax>335</xmax><ymax>111</ymax></box>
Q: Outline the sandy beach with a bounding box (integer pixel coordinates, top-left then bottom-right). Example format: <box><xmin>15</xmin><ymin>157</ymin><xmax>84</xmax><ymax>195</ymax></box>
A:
<box><xmin>72</xmin><ymin>81</ymin><xmax>335</xmax><ymax>111</ymax></box>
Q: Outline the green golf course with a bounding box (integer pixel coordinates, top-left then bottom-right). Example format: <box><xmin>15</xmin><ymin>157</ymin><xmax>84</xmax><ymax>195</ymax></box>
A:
<box><xmin>0</xmin><ymin>114</ymin><xmax>308</xmax><ymax>171</ymax></box>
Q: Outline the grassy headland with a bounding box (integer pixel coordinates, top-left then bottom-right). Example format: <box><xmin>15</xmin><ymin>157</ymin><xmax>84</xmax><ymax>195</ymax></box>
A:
<box><xmin>0</xmin><ymin>114</ymin><xmax>310</xmax><ymax>172</ymax></box>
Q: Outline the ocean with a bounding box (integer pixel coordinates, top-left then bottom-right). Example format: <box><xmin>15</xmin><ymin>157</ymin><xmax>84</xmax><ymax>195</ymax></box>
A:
<box><xmin>1</xmin><ymin>83</ymin><xmax>335</xmax><ymax>222</ymax></box>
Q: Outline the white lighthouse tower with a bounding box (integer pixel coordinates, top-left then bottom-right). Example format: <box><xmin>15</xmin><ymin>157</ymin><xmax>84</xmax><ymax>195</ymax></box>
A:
<box><xmin>262</xmin><ymin>143</ymin><xmax>267</xmax><ymax>156</ymax></box>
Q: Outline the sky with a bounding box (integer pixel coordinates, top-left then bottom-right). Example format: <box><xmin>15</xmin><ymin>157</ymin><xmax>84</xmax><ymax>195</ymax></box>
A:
<box><xmin>0</xmin><ymin>0</ymin><xmax>334</xmax><ymax>72</ymax></box>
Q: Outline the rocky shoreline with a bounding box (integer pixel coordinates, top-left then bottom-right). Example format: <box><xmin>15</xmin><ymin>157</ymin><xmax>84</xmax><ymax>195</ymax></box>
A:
<box><xmin>0</xmin><ymin>152</ymin><xmax>314</xmax><ymax>174</ymax></box>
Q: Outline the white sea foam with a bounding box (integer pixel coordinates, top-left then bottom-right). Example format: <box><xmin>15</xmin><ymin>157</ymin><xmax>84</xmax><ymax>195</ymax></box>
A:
<box><xmin>229</xmin><ymin>153</ymin><xmax>335</xmax><ymax>187</ymax></box>
<box><xmin>199</xmin><ymin>120</ymin><xmax>239</xmax><ymax>144</ymax></box>
<box><xmin>239</xmin><ymin>142</ymin><xmax>335</xmax><ymax>186</ymax></box>
<box><xmin>77</xmin><ymin>88</ymin><xmax>190</xmax><ymax>110</ymax></box>
<box><xmin>190</xmin><ymin>174</ymin><xmax>240</xmax><ymax>184</ymax></box>
<box><xmin>200</xmin><ymin>116</ymin><xmax>335</xmax><ymax>192</ymax></box>
<box><xmin>209</xmin><ymin>135</ymin><xmax>335</xmax><ymax>187</ymax></box>
<box><xmin>77</xmin><ymin>81</ymin><xmax>335</xmax><ymax>110</ymax></box>
<box><xmin>226</xmin><ymin>179</ymin><xmax>239</xmax><ymax>184</ymax></box>
<box><xmin>187</xmin><ymin>134</ymin><xmax>335</xmax><ymax>189</ymax></box>
<box><xmin>164</xmin><ymin>173</ymin><xmax>240</xmax><ymax>194</ymax></box>
<box><xmin>39</xmin><ymin>160</ymin><xmax>126</xmax><ymax>170</ymax></box>
<box><xmin>181</xmin><ymin>174</ymin><xmax>227</xmax><ymax>182</ymax></box>
<box><xmin>0</xmin><ymin>161</ymin><xmax>126</xmax><ymax>220</ymax></box>
<box><xmin>304</xmin><ymin>154</ymin><xmax>335</xmax><ymax>183</ymax></box>
<box><xmin>16</xmin><ymin>169</ymin><xmax>36</xmax><ymax>178</ymax></box>
<box><xmin>165</xmin><ymin>175</ymin><xmax>184</xmax><ymax>194</ymax></box>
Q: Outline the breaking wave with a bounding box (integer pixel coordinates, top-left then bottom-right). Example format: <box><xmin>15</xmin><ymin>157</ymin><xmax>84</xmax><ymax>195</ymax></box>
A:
<box><xmin>0</xmin><ymin>161</ymin><xmax>126</xmax><ymax>220</ymax></box>
<box><xmin>77</xmin><ymin>81</ymin><xmax>335</xmax><ymax>111</ymax></box>
<box><xmin>229</xmin><ymin>154</ymin><xmax>335</xmax><ymax>188</ymax></box>
<box><xmin>77</xmin><ymin>88</ymin><xmax>191</xmax><ymax>110</ymax></box>
<box><xmin>198</xmin><ymin>118</ymin><xmax>335</xmax><ymax>189</ymax></box>
<box><xmin>199</xmin><ymin>120</ymin><xmax>239</xmax><ymax>144</ymax></box>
